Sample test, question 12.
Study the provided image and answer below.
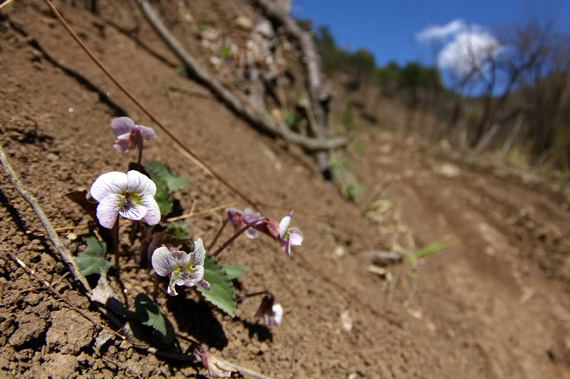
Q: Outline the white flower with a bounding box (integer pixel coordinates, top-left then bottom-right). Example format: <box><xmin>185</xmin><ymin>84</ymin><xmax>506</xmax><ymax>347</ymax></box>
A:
<box><xmin>278</xmin><ymin>211</ymin><xmax>303</xmax><ymax>256</ymax></box>
<box><xmin>269</xmin><ymin>304</ymin><xmax>283</xmax><ymax>326</ymax></box>
<box><xmin>254</xmin><ymin>295</ymin><xmax>283</xmax><ymax>326</ymax></box>
<box><xmin>90</xmin><ymin>170</ymin><xmax>161</xmax><ymax>229</ymax></box>
<box><xmin>151</xmin><ymin>238</ymin><xmax>210</xmax><ymax>296</ymax></box>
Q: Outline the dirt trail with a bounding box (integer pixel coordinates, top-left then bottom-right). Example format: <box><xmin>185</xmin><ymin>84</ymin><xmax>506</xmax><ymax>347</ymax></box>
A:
<box><xmin>1</xmin><ymin>1</ymin><xmax>569</xmax><ymax>378</ymax></box>
<box><xmin>357</xmin><ymin>131</ymin><xmax>570</xmax><ymax>377</ymax></box>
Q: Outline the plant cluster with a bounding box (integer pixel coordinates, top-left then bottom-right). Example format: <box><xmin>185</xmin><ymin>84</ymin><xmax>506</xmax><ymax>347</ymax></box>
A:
<box><xmin>70</xmin><ymin>117</ymin><xmax>303</xmax><ymax>376</ymax></box>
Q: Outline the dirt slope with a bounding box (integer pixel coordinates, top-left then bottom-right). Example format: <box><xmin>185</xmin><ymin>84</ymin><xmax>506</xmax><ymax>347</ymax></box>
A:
<box><xmin>1</xmin><ymin>1</ymin><xmax>569</xmax><ymax>378</ymax></box>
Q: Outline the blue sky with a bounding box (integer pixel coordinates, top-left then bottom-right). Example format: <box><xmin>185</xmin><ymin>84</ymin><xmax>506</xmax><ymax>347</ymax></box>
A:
<box><xmin>291</xmin><ymin>0</ymin><xmax>570</xmax><ymax>68</ymax></box>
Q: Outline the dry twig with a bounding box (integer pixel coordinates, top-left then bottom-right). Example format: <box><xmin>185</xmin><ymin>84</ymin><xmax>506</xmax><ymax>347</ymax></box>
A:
<box><xmin>136</xmin><ymin>0</ymin><xmax>346</xmax><ymax>153</ymax></box>
<box><xmin>0</xmin><ymin>144</ymin><xmax>92</xmax><ymax>294</ymax></box>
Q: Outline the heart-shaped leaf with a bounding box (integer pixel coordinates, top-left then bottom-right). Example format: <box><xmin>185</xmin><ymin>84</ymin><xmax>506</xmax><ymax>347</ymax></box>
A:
<box><xmin>76</xmin><ymin>235</ymin><xmax>113</xmax><ymax>276</ymax></box>
<box><xmin>135</xmin><ymin>293</ymin><xmax>175</xmax><ymax>344</ymax></box>
<box><xmin>145</xmin><ymin>161</ymin><xmax>189</xmax><ymax>193</ymax></box>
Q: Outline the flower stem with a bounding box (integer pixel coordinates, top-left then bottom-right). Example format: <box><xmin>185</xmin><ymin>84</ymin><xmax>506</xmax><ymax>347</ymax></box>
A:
<box><xmin>112</xmin><ymin>218</ymin><xmax>121</xmax><ymax>281</ymax></box>
<box><xmin>207</xmin><ymin>218</ymin><xmax>229</xmax><ymax>251</ymax></box>
<box><xmin>137</xmin><ymin>139</ymin><xmax>144</xmax><ymax>171</ymax></box>
<box><xmin>211</xmin><ymin>218</ymin><xmax>267</xmax><ymax>257</ymax></box>
<box><xmin>236</xmin><ymin>290</ymin><xmax>270</xmax><ymax>303</ymax></box>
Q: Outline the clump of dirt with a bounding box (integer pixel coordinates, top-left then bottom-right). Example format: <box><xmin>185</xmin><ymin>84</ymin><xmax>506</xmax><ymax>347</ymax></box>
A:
<box><xmin>1</xmin><ymin>1</ymin><xmax>570</xmax><ymax>378</ymax></box>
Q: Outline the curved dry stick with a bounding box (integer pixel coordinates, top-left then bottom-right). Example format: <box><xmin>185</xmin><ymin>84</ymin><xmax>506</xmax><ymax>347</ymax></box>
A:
<box><xmin>0</xmin><ymin>144</ymin><xmax>92</xmax><ymax>294</ymax></box>
<box><xmin>253</xmin><ymin>0</ymin><xmax>329</xmax><ymax>138</ymax></box>
<box><xmin>136</xmin><ymin>0</ymin><xmax>347</xmax><ymax>152</ymax></box>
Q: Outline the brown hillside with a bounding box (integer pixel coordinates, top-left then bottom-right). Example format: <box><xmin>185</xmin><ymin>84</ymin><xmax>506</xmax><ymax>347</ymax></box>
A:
<box><xmin>1</xmin><ymin>1</ymin><xmax>569</xmax><ymax>378</ymax></box>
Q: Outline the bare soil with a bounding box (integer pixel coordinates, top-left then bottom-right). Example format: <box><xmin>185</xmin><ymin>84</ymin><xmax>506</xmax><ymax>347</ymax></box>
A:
<box><xmin>1</xmin><ymin>1</ymin><xmax>570</xmax><ymax>378</ymax></box>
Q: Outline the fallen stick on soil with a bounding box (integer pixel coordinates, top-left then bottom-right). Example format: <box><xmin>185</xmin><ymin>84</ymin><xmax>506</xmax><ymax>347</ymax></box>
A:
<box><xmin>0</xmin><ymin>145</ymin><xmax>272</xmax><ymax>379</ymax></box>
<box><xmin>136</xmin><ymin>0</ymin><xmax>347</xmax><ymax>153</ymax></box>
<box><xmin>166</xmin><ymin>202</ymin><xmax>236</xmax><ymax>222</ymax></box>
<box><xmin>0</xmin><ymin>144</ymin><xmax>92</xmax><ymax>294</ymax></box>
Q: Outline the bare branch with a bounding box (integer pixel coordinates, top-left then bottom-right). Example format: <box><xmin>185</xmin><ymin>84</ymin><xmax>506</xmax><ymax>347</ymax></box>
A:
<box><xmin>137</xmin><ymin>0</ymin><xmax>346</xmax><ymax>152</ymax></box>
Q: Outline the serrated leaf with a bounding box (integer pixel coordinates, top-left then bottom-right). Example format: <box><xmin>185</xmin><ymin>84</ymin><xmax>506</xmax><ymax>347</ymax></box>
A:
<box><xmin>76</xmin><ymin>235</ymin><xmax>113</xmax><ymax>276</ymax></box>
<box><xmin>135</xmin><ymin>293</ymin><xmax>175</xmax><ymax>344</ymax></box>
<box><xmin>145</xmin><ymin>161</ymin><xmax>189</xmax><ymax>193</ymax></box>
<box><xmin>198</xmin><ymin>253</ymin><xmax>236</xmax><ymax>317</ymax></box>
<box><xmin>223</xmin><ymin>264</ymin><xmax>250</xmax><ymax>280</ymax></box>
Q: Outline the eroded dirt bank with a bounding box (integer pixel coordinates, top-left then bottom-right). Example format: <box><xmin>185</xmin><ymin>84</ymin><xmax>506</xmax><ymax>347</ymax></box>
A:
<box><xmin>1</xmin><ymin>1</ymin><xmax>569</xmax><ymax>378</ymax></box>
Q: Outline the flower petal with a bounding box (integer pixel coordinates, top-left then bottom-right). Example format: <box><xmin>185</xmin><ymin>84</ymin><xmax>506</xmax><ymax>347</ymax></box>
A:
<box><xmin>152</xmin><ymin>246</ymin><xmax>180</xmax><ymax>277</ymax></box>
<box><xmin>118</xmin><ymin>196</ymin><xmax>147</xmax><ymax>221</ymax></box>
<box><xmin>113</xmin><ymin>139</ymin><xmax>130</xmax><ymax>153</ymax></box>
<box><xmin>111</xmin><ymin>117</ymin><xmax>135</xmax><ymax>138</ymax></box>
<box><xmin>288</xmin><ymin>227</ymin><xmax>303</xmax><ymax>247</ymax></box>
<box><xmin>126</xmin><ymin>170</ymin><xmax>156</xmax><ymax>197</ymax></box>
<box><xmin>138</xmin><ymin>124</ymin><xmax>157</xmax><ymax>139</ymax></box>
<box><xmin>272</xmin><ymin>304</ymin><xmax>283</xmax><ymax>325</ymax></box>
<box><xmin>171</xmin><ymin>250</ymin><xmax>191</xmax><ymax>267</ymax></box>
<box><xmin>227</xmin><ymin>208</ymin><xmax>245</xmax><ymax>231</ymax></box>
<box><xmin>167</xmin><ymin>272</ymin><xmax>180</xmax><ymax>296</ymax></box>
<box><xmin>90</xmin><ymin>172</ymin><xmax>128</xmax><ymax>202</ymax></box>
<box><xmin>192</xmin><ymin>238</ymin><xmax>206</xmax><ymax>266</ymax></box>
<box><xmin>180</xmin><ymin>265</ymin><xmax>204</xmax><ymax>288</ymax></box>
<box><xmin>140</xmin><ymin>195</ymin><xmax>161</xmax><ymax>225</ymax></box>
<box><xmin>197</xmin><ymin>279</ymin><xmax>211</xmax><ymax>290</ymax></box>
<box><xmin>244</xmin><ymin>229</ymin><xmax>260</xmax><ymax>239</ymax></box>
<box><xmin>280</xmin><ymin>239</ymin><xmax>291</xmax><ymax>256</ymax></box>
<box><xmin>278</xmin><ymin>211</ymin><xmax>294</xmax><ymax>239</ymax></box>
<box><xmin>95</xmin><ymin>193</ymin><xmax>122</xmax><ymax>229</ymax></box>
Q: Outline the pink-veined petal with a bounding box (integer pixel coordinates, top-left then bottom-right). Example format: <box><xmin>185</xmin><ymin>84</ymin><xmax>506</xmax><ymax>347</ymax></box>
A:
<box><xmin>138</xmin><ymin>124</ymin><xmax>157</xmax><ymax>139</ymax></box>
<box><xmin>192</xmin><ymin>238</ymin><xmax>206</xmax><ymax>266</ymax></box>
<box><xmin>288</xmin><ymin>227</ymin><xmax>303</xmax><ymax>246</ymax></box>
<box><xmin>90</xmin><ymin>172</ymin><xmax>128</xmax><ymax>202</ymax></box>
<box><xmin>126</xmin><ymin>170</ymin><xmax>157</xmax><ymax>197</ymax></box>
<box><xmin>111</xmin><ymin>117</ymin><xmax>135</xmax><ymax>137</ymax></box>
<box><xmin>152</xmin><ymin>246</ymin><xmax>180</xmax><ymax>277</ymax></box>
<box><xmin>180</xmin><ymin>265</ymin><xmax>204</xmax><ymax>288</ymax></box>
<box><xmin>95</xmin><ymin>193</ymin><xmax>122</xmax><ymax>229</ymax></box>
<box><xmin>140</xmin><ymin>195</ymin><xmax>161</xmax><ymax>225</ymax></box>
<box><xmin>118</xmin><ymin>196</ymin><xmax>147</xmax><ymax>221</ymax></box>
<box><xmin>171</xmin><ymin>250</ymin><xmax>191</xmax><ymax>267</ymax></box>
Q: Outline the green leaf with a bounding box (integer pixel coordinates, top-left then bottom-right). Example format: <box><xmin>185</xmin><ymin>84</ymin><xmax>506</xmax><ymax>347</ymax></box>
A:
<box><xmin>223</xmin><ymin>264</ymin><xmax>250</xmax><ymax>280</ymax></box>
<box><xmin>145</xmin><ymin>161</ymin><xmax>189</xmax><ymax>194</ymax></box>
<box><xmin>135</xmin><ymin>293</ymin><xmax>175</xmax><ymax>344</ymax></box>
<box><xmin>150</xmin><ymin>174</ymin><xmax>172</xmax><ymax>215</ymax></box>
<box><xmin>284</xmin><ymin>108</ymin><xmax>296</xmax><ymax>128</ymax></box>
<box><xmin>198</xmin><ymin>253</ymin><xmax>236</xmax><ymax>317</ymax></box>
<box><xmin>165</xmin><ymin>221</ymin><xmax>191</xmax><ymax>240</ymax></box>
<box><xmin>404</xmin><ymin>235</ymin><xmax>459</xmax><ymax>262</ymax></box>
<box><xmin>76</xmin><ymin>235</ymin><xmax>113</xmax><ymax>276</ymax></box>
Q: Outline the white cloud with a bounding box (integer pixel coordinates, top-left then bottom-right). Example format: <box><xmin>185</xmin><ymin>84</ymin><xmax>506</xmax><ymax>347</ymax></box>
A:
<box><xmin>416</xmin><ymin>19</ymin><xmax>466</xmax><ymax>42</ymax></box>
<box><xmin>417</xmin><ymin>19</ymin><xmax>504</xmax><ymax>76</ymax></box>
<box><xmin>438</xmin><ymin>31</ymin><xmax>504</xmax><ymax>75</ymax></box>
